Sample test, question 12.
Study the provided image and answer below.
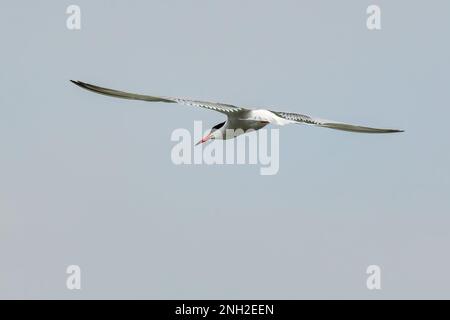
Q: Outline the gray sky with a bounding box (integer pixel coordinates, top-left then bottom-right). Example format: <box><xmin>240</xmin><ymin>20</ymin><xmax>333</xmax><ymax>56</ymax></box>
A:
<box><xmin>1</xmin><ymin>0</ymin><xmax>450</xmax><ymax>299</ymax></box>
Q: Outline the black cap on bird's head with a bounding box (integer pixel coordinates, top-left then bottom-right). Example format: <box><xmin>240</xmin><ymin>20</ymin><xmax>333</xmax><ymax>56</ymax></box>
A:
<box><xmin>195</xmin><ymin>121</ymin><xmax>226</xmax><ymax>146</ymax></box>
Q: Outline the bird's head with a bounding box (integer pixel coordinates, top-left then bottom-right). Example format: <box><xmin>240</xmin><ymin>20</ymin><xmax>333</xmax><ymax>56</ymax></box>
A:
<box><xmin>195</xmin><ymin>121</ymin><xmax>226</xmax><ymax>145</ymax></box>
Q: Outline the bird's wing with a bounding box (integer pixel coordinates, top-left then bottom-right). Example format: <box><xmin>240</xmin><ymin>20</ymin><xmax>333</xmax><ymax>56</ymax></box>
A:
<box><xmin>70</xmin><ymin>80</ymin><xmax>244</xmax><ymax>115</ymax></box>
<box><xmin>271</xmin><ymin>111</ymin><xmax>403</xmax><ymax>133</ymax></box>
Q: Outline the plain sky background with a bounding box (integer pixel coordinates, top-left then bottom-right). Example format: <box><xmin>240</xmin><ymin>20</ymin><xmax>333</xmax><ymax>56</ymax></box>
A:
<box><xmin>1</xmin><ymin>0</ymin><xmax>449</xmax><ymax>299</ymax></box>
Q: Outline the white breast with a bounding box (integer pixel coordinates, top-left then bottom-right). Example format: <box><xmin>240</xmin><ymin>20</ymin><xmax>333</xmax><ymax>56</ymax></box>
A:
<box><xmin>249</xmin><ymin>109</ymin><xmax>295</xmax><ymax>126</ymax></box>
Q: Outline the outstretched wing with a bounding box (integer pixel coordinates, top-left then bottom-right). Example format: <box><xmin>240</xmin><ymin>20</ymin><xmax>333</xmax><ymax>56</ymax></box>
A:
<box><xmin>271</xmin><ymin>111</ymin><xmax>403</xmax><ymax>133</ymax></box>
<box><xmin>70</xmin><ymin>80</ymin><xmax>244</xmax><ymax>115</ymax></box>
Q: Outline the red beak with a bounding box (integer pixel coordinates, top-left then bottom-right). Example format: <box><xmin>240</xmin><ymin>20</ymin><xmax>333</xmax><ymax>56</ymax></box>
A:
<box><xmin>195</xmin><ymin>133</ymin><xmax>211</xmax><ymax>146</ymax></box>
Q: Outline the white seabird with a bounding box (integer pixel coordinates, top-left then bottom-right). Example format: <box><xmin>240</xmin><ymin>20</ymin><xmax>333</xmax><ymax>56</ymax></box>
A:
<box><xmin>71</xmin><ymin>80</ymin><xmax>403</xmax><ymax>145</ymax></box>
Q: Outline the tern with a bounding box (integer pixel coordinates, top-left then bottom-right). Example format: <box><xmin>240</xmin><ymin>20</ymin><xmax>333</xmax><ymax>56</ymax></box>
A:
<box><xmin>71</xmin><ymin>80</ymin><xmax>403</xmax><ymax>145</ymax></box>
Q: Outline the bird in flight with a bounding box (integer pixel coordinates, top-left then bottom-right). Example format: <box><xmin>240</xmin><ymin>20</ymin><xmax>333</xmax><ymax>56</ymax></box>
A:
<box><xmin>71</xmin><ymin>80</ymin><xmax>403</xmax><ymax>145</ymax></box>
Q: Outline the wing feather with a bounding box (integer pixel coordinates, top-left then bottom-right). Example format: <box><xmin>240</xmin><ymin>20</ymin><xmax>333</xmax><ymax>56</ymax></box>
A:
<box><xmin>70</xmin><ymin>80</ymin><xmax>243</xmax><ymax>114</ymax></box>
<box><xmin>271</xmin><ymin>111</ymin><xmax>403</xmax><ymax>133</ymax></box>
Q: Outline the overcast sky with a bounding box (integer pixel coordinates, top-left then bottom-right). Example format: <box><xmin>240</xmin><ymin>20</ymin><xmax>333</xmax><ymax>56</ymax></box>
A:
<box><xmin>1</xmin><ymin>0</ymin><xmax>449</xmax><ymax>299</ymax></box>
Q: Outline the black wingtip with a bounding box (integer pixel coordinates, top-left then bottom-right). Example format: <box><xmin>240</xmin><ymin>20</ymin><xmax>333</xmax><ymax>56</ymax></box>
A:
<box><xmin>70</xmin><ymin>80</ymin><xmax>89</xmax><ymax>89</ymax></box>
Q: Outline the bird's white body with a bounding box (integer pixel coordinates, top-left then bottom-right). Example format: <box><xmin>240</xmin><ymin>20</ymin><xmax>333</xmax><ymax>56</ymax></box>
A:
<box><xmin>212</xmin><ymin>109</ymin><xmax>295</xmax><ymax>140</ymax></box>
<box><xmin>246</xmin><ymin>109</ymin><xmax>295</xmax><ymax>126</ymax></box>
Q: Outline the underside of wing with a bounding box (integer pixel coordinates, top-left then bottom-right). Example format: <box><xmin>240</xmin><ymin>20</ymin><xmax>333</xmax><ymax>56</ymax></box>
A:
<box><xmin>271</xmin><ymin>111</ymin><xmax>403</xmax><ymax>133</ymax></box>
<box><xmin>70</xmin><ymin>80</ymin><xmax>244</xmax><ymax>114</ymax></box>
